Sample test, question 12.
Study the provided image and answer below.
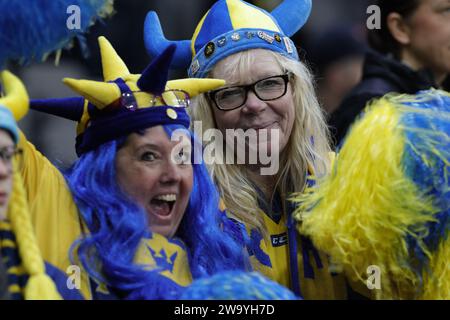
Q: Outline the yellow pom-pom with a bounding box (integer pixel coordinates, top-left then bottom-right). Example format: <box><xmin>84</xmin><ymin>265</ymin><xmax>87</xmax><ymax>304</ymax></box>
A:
<box><xmin>293</xmin><ymin>93</ymin><xmax>449</xmax><ymax>299</ymax></box>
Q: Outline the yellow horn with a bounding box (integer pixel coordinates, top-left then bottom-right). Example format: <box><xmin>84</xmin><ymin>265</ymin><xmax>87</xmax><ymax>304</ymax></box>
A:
<box><xmin>63</xmin><ymin>78</ymin><xmax>121</xmax><ymax>109</ymax></box>
<box><xmin>166</xmin><ymin>79</ymin><xmax>226</xmax><ymax>98</ymax></box>
<box><xmin>98</xmin><ymin>36</ymin><xmax>130</xmax><ymax>82</ymax></box>
<box><xmin>0</xmin><ymin>71</ymin><xmax>29</xmax><ymax>121</ymax></box>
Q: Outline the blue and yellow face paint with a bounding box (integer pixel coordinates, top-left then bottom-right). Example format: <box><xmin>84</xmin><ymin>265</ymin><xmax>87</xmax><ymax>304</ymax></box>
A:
<box><xmin>293</xmin><ymin>90</ymin><xmax>450</xmax><ymax>299</ymax></box>
<box><xmin>30</xmin><ymin>37</ymin><xmax>225</xmax><ymax>156</ymax></box>
<box><xmin>144</xmin><ymin>0</ymin><xmax>312</xmax><ymax>78</ymax></box>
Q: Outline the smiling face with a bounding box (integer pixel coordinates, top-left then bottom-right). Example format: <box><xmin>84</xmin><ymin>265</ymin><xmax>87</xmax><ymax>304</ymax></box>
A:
<box><xmin>401</xmin><ymin>0</ymin><xmax>450</xmax><ymax>82</ymax></box>
<box><xmin>0</xmin><ymin>130</ymin><xmax>14</xmax><ymax>220</ymax></box>
<box><xmin>115</xmin><ymin>126</ymin><xmax>193</xmax><ymax>238</ymax></box>
<box><xmin>210</xmin><ymin>49</ymin><xmax>295</xmax><ymax>161</ymax></box>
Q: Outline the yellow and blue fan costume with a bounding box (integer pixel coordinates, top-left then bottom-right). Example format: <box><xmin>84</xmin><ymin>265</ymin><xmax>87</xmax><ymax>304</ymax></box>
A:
<box><xmin>227</xmin><ymin>177</ymin><xmax>364</xmax><ymax>299</ymax></box>
<box><xmin>23</xmin><ymin>37</ymin><xmax>247</xmax><ymax>300</ymax></box>
<box><xmin>0</xmin><ymin>0</ymin><xmax>116</xmax><ymax>300</ymax></box>
<box><xmin>293</xmin><ymin>90</ymin><xmax>450</xmax><ymax>299</ymax></box>
<box><xmin>0</xmin><ymin>71</ymin><xmax>79</xmax><ymax>300</ymax></box>
<box><xmin>144</xmin><ymin>0</ymin><xmax>364</xmax><ymax>299</ymax></box>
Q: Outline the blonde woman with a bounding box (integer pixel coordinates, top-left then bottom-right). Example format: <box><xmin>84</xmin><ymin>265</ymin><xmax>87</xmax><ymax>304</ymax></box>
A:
<box><xmin>144</xmin><ymin>0</ymin><xmax>368</xmax><ymax>299</ymax></box>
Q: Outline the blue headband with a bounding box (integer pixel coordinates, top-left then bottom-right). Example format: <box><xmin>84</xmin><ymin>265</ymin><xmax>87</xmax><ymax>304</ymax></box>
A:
<box><xmin>188</xmin><ymin>28</ymin><xmax>299</xmax><ymax>78</ymax></box>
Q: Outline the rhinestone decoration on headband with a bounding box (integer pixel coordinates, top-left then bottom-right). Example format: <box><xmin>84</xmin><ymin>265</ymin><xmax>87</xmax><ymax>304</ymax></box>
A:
<box><xmin>30</xmin><ymin>37</ymin><xmax>225</xmax><ymax>155</ymax></box>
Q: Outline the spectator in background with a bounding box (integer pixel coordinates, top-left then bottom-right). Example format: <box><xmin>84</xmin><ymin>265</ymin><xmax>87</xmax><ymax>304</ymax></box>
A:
<box><xmin>329</xmin><ymin>0</ymin><xmax>450</xmax><ymax>147</ymax></box>
<box><xmin>0</xmin><ymin>72</ymin><xmax>68</xmax><ymax>300</ymax></box>
<box><xmin>307</xmin><ymin>27</ymin><xmax>366</xmax><ymax>115</ymax></box>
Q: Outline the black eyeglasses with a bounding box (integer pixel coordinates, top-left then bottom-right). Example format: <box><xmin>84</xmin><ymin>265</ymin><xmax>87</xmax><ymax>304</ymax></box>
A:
<box><xmin>0</xmin><ymin>146</ymin><xmax>23</xmax><ymax>173</ymax></box>
<box><xmin>208</xmin><ymin>73</ymin><xmax>292</xmax><ymax>111</ymax></box>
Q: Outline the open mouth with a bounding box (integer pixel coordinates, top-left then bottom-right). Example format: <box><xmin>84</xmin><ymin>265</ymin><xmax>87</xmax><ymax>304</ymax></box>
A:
<box><xmin>149</xmin><ymin>194</ymin><xmax>177</xmax><ymax>217</ymax></box>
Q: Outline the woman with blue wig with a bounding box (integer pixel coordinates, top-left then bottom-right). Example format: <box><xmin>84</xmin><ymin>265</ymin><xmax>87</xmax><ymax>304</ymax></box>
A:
<box><xmin>19</xmin><ymin>37</ymin><xmax>249</xmax><ymax>299</ymax></box>
<box><xmin>144</xmin><ymin>0</ymin><xmax>356</xmax><ymax>299</ymax></box>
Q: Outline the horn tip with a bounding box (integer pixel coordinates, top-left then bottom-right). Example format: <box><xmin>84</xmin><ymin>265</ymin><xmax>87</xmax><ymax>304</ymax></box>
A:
<box><xmin>63</xmin><ymin>77</ymin><xmax>75</xmax><ymax>84</ymax></box>
<box><xmin>98</xmin><ymin>36</ymin><xmax>108</xmax><ymax>45</ymax></box>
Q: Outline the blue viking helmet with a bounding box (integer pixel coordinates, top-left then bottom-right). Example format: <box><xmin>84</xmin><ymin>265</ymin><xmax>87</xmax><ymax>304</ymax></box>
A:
<box><xmin>144</xmin><ymin>0</ymin><xmax>312</xmax><ymax>77</ymax></box>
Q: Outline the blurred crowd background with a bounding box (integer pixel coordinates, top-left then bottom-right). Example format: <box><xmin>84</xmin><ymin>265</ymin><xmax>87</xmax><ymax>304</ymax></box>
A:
<box><xmin>12</xmin><ymin>0</ymin><xmax>369</xmax><ymax>167</ymax></box>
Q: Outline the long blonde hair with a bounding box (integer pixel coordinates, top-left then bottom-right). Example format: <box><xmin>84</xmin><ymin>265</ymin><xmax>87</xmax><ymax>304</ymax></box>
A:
<box><xmin>190</xmin><ymin>50</ymin><xmax>332</xmax><ymax>235</ymax></box>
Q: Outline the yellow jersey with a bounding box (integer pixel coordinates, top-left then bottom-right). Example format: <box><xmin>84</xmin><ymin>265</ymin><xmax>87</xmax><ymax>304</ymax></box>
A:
<box><xmin>242</xmin><ymin>192</ymin><xmax>349</xmax><ymax>299</ymax></box>
<box><xmin>232</xmin><ymin>170</ymin><xmax>371</xmax><ymax>299</ymax></box>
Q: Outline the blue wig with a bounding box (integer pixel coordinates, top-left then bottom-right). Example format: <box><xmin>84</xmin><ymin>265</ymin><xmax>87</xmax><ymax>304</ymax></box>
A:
<box><xmin>65</xmin><ymin>123</ymin><xmax>249</xmax><ymax>299</ymax></box>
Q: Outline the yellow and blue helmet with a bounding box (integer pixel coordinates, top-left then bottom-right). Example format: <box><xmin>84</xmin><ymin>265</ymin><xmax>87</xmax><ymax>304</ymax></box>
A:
<box><xmin>144</xmin><ymin>0</ymin><xmax>311</xmax><ymax>78</ymax></box>
<box><xmin>30</xmin><ymin>37</ymin><xmax>225</xmax><ymax>156</ymax></box>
